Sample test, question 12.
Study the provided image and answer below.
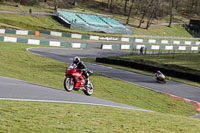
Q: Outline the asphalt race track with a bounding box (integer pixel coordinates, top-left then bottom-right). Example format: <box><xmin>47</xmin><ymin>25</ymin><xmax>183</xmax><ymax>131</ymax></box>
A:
<box><xmin>28</xmin><ymin>47</ymin><xmax>200</xmax><ymax>104</ymax></box>
<box><xmin>0</xmin><ymin>75</ymin><xmax>151</xmax><ymax>112</ymax></box>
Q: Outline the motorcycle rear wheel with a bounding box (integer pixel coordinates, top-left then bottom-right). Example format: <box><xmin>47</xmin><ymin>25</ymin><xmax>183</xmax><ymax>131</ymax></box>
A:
<box><xmin>163</xmin><ymin>79</ymin><xmax>166</xmax><ymax>84</ymax></box>
<box><xmin>84</xmin><ymin>81</ymin><xmax>94</xmax><ymax>96</ymax></box>
<box><xmin>156</xmin><ymin>78</ymin><xmax>166</xmax><ymax>84</ymax></box>
<box><xmin>64</xmin><ymin>77</ymin><xmax>74</xmax><ymax>92</ymax></box>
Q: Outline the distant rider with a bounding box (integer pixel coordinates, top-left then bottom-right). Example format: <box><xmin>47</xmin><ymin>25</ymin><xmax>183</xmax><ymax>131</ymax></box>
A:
<box><xmin>155</xmin><ymin>70</ymin><xmax>165</xmax><ymax>80</ymax></box>
<box><xmin>73</xmin><ymin>56</ymin><xmax>89</xmax><ymax>86</ymax></box>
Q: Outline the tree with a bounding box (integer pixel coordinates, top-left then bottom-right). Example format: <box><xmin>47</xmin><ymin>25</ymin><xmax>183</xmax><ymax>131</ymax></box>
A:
<box><xmin>174</xmin><ymin>0</ymin><xmax>179</xmax><ymax>10</ymax></box>
<box><xmin>168</xmin><ymin>0</ymin><xmax>174</xmax><ymax>27</ymax></box>
<box><xmin>190</xmin><ymin>0</ymin><xmax>199</xmax><ymax>14</ymax></box>
<box><xmin>73</xmin><ymin>0</ymin><xmax>77</xmax><ymax>6</ymax></box>
<box><xmin>124</xmin><ymin>0</ymin><xmax>129</xmax><ymax>13</ymax></box>
<box><xmin>138</xmin><ymin>0</ymin><xmax>154</xmax><ymax>28</ymax></box>
<box><xmin>126</xmin><ymin>0</ymin><xmax>134</xmax><ymax>24</ymax></box>
<box><xmin>107</xmin><ymin>0</ymin><xmax>114</xmax><ymax>12</ymax></box>
<box><xmin>107</xmin><ymin>0</ymin><xmax>112</xmax><ymax>8</ymax></box>
<box><xmin>146</xmin><ymin>0</ymin><xmax>161</xmax><ymax>29</ymax></box>
<box><xmin>53</xmin><ymin>0</ymin><xmax>58</xmax><ymax>10</ymax></box>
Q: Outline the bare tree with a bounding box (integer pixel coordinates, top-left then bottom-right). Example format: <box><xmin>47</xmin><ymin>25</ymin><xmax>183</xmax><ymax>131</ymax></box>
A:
<box><xmin>107</xmin><ymin>0</ymin><xmax>111</xmax><ymax>8</ymax></box>
<box><xmin>168</xmin><ymin>0</ymin><xmax>174</xmax><ymax>27</ymax></box>
<box><xmin>190</xmin><ymin>0</ymin><xmax>199</xmax><ymax>13</ymax></box>
<box><xmin>138</xmin><ymin>0</ymin><xmax>154</xmax><ymax>28</ymax></box>
<box><xmin>134</xmin><ymin>1</ymin><xmax>143</xmax><ymax>15</ymax></box>
<box><xmin>146</xmin><ymin>0</ymin><xmax>161</xmax><ymax>29</ymax></box>
<box><xmin>53</xmin><ymin>0</ymin><xmax>58</xmax><ymax>10</ymax></box>
<box><xmin>124</xmin><ymin>0</ymin><xmax>129</xmax><ymax>13</ymax></box>
<box><xmin>107</xmin><ymin>0</ymin><xmax>114</xmax><ymax>12</ymax></box>
<box><xmin>174</xmin><ymin>0</ymin><xmax>180</xmax><ymax>10</ymax></box>
<box><xmin>191</xmin><ymin>0</ymin><xmax>196</xmax><ymax>9</ymax></box>
<box><xmin>126</xmin><ymin>0</ymin><xmax>135</xmax><ymax>24</ymax></box>
<box><xmin>73</xmin><ymin>0</ymin><xmax>77</xmax><ymax>6</ymax></box>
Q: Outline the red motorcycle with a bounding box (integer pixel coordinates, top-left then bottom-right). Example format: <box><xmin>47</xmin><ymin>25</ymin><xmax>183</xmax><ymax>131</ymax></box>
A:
<box><xmin>64</xmin><ymin>63</ymin><xmax>94</xmax><ymax>96</ymax></box>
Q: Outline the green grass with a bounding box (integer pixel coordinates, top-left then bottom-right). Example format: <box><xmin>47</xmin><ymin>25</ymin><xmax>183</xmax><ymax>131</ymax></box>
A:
<box><xmin>0</xmin><ymin>100</ymin><xmax>200</xmax><ymax>133</ymax></box>
<box><xmin>0</xmin><ymin>42</ymin><xmax>197</xmax><ymax>116</ymax></box>
<box><xmin>109</xmin><ymin>53</ymin><xmax>200</xmax><ymax>71</ymax></box>
<box><xmin>0</xmin><ymin>13</ymin><xmax>63</xmax><ymax>31</ymax></box>
<box><xmin>0</xmin><ymin>22</ymin><xmax>22</xmax><ymax>29</ymax></box>
<box><xmin>0</xmin><ymin>2</ymin><xmax>54</xmax><ymax>12</ymax></box>
<box><xmin>133</xmin><ymin>25</ymin><xmax>193</xmax><ymax>37</ymax></box>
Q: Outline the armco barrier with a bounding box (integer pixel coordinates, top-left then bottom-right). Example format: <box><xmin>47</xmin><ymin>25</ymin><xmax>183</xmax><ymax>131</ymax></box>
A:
<box><xmin>0</xmin><ymin>35</ymin><xmax>87</xmax><ymax>48</ymax></box>
<box><xmin>96</xmin><ymin>58</ymin><xmax>200</xmax><ymax>83</ymax></box>
<box><xmin>39</xmin><ymin>29</ymin><xmax>200</xmax><ymax>46</ymax></box>
<box><xmin>0</xmin><ymin>29</ymin><xmax>35</xmax><ymax>36</ymax></box>
<box><xmin>1</xmin><ymin>28</ymin><xmax>200</xmax><ymax>46</ymax></box>
<box><xmin>101</xmin><ymin>44</ymin><xmax>200</xmax><ymax>51</ymax></box>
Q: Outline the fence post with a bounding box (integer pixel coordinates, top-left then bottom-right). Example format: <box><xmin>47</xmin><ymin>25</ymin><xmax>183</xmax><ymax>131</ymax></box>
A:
<box><xmin>157</xmin><ymin>49</ymin><xmax>160</xmax><ymax>57</ymax></box>
<box><xmin>29</xmin><ymin>8</ymin><xmax>32</xmax><ymax>14</ymax></box>
<box><xmin>145</xmin><ymin>48</ymin><xmax>147</xmax><ymax>55</ymax></box>
<box><xmin>172</xmin><ymin>50</ymin><xmax>175</xmax><ymax>59</ymax></box>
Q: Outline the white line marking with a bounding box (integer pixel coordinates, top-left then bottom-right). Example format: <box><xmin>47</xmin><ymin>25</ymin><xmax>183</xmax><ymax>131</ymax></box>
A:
<box><xmin>0</xmin><ymin>98</ymin><xmax>152</xmax><ymax>112</ymax></box>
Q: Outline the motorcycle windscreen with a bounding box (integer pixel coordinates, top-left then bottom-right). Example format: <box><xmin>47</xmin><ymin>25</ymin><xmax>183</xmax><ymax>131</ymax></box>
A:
<box><xmin>67</xmin><ymin>63</ymin><xmax>77</xmax><ymax>70</ymax></box>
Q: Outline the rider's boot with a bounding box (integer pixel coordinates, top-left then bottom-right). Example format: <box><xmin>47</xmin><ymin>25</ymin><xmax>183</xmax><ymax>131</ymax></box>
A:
<box><xmin>85</xmin><ymin>78</ymin><xmax>89</xmax><ymax>87</ymax></box>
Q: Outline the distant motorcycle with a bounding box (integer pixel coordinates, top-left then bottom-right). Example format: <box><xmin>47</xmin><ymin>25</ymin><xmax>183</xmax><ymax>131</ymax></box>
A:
<box><xmin>64</xmin><ymin>63</ymin><xmax>94</xmax><ymax>96</ymax></box>
<box><xmin>155</xmin><ymin>72</ymin><xmax>166</xmax><ymax>84</ymax></box>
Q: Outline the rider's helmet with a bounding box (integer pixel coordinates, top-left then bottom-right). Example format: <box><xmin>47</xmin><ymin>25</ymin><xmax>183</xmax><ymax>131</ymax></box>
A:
<box><xmin>73</xmin><ymin>56</ymin><xmax>80</xmax><ymax>64</ymax></box>
<box><xmin>157</xmin><ymin>70</ymin><xmax>161</xmax><ymax>74</ymax></box>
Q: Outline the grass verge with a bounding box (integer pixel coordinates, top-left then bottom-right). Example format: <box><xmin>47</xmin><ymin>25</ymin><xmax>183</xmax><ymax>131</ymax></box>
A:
<box><xmin>0</xmin><ymin>42</ymin><xmax>198</xmax><ymax>116</ymax></box>
<box><xmin>133</xmin><ymin>25</ymin><xmax>193</xmax><ymax>37</ymax></box>
<box><xmin>0</xmin><ymin>100</ymin><xmax>200</xmax><ymax>133</ymax></box>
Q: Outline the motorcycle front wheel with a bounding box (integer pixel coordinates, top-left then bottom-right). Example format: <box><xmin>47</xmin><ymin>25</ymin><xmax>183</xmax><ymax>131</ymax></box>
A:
<box><xmin>64</xmin><ymin>77</ymin><xmax>74</xmax><ymax>92</ymax></box>
<box><xmin>156</xmin><ymin>78</ymin><xmax>166</xmax><ymax>84</ymax></box>
<box><xmin>84</xmin><ymin>81</ymin><xmax>94</xmax><ymax>96</ymax></box>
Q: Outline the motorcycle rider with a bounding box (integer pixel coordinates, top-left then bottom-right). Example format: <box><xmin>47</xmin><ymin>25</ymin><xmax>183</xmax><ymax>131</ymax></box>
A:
<box><xmin>155</xmin><ymin>70</ymin><xmax>165</xmax><ymax>81</ymax></box>
<box><xmin>73</xmin><ymin>56</ymin><xmax>89</xmax><ymax>86</ymax></box>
